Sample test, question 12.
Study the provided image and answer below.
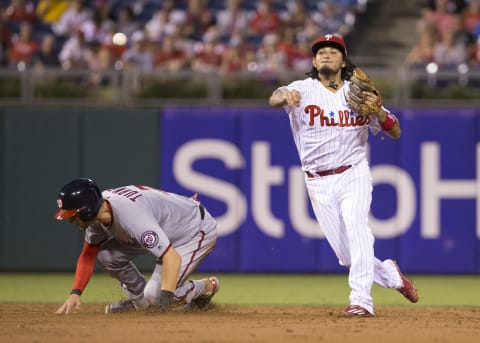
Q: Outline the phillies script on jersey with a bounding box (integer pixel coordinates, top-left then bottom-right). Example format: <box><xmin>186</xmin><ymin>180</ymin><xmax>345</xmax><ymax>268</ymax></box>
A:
<box><xmin>305</xmin><ymin>105</ymin><xmax>370</xmax><ymax>127</ymax></box>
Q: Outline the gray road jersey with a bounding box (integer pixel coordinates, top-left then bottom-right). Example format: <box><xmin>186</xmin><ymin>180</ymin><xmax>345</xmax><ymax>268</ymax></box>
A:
<box><xmin>84</xmin><ymin>185</ymin><xmax>203</xmax><ymax>258</ymax></box>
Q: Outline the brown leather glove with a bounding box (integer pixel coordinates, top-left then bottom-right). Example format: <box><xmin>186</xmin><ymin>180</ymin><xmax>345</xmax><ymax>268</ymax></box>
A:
<box><xmin>347</xmin><ymin>67</ymin><xmax>383</xmax><ymax>117</ymax></box>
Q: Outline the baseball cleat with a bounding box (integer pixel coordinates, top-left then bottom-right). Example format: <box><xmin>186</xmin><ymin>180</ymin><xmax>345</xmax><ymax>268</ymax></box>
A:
<box><xmin>187</xmin><ymin>276</ymin><xmax>220</xmax><ymax>311</ymax></box>
<box><xmin>393</xmin><ymin>262</ymin><xmax>419</xmax><ymax>303</ymax></box>
<box><xmin>342</xmin><ymin>305</ymin><xmax>374</xmax><ymax>317</ymax></box>
<box><xmin>105</xmin><ymin>295</ymin><xmax>150</xmax><ymax>314</ymax></box>
<box><xmin>105</xmin><ymin>299</ymin><xmax>136</xmax><ymax>314</ymax></box>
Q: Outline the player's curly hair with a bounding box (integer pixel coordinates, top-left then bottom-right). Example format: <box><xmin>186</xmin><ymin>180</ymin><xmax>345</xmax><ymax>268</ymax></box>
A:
<box><xmin>306</xmin><ymin>57</ymin><xmax>357</xmax><ymax>81</ymax></box>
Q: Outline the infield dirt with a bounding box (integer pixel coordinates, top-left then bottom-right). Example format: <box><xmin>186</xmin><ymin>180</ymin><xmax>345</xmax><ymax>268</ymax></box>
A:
<box><xmin>1</xmin><ymin>303</ymin><xmax>479</xmax><ymax>343</ymax></box>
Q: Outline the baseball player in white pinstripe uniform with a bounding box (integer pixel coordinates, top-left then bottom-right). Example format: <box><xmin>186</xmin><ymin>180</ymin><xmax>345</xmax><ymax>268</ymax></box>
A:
<box><xmin>269</xmin><ymin>34</ymin><xmax>418</xmax><ymax>317</ymax></box>
<box><xmin>54</xmin><ymin>178</ymin><xmax>219</xmax><ymax>315</ymax></box>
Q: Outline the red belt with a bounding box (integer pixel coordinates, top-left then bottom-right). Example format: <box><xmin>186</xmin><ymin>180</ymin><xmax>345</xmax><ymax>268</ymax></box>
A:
<box><xmin>305</xmin><ymin>165</ymin><xmax>352</xmax><ymax>178</ymax></box>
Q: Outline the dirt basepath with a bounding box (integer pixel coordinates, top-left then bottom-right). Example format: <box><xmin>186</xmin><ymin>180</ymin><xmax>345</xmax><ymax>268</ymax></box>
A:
<box><xmin>1</xmin><ymin>303</ymin><xmax>479</xmax><ymax>343</ymax></box>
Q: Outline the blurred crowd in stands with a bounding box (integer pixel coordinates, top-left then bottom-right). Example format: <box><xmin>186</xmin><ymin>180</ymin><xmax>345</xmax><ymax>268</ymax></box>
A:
<box><xmin>0</xmin><ymin>0</ymin><xmax>366</xmax><ymax>75</ymax></box>
<box><xmin>406</xmin><ymin>0</ymin><xmax>480</xmax><ymax>69</ymax></box>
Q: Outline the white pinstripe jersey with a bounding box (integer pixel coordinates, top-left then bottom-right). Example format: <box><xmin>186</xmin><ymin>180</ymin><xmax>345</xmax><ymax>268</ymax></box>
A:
<box><xmin>279</xmin><ymin>78</ymin><xmax>385</xmax><ymax>172</ymax></box>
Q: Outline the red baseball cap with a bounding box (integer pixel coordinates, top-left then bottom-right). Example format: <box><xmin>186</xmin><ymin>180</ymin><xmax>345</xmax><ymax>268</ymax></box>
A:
<box><xmin>311</xmin><ymin>34</ymin><xmax>347</xmax><ymax>55</ymax></box>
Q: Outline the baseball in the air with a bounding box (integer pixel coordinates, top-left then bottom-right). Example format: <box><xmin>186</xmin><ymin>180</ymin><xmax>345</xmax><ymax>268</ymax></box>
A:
<box><xmin>112</xmin><ymin>32</ymin><xmax>127</xmax><ymax>46</ymax></box>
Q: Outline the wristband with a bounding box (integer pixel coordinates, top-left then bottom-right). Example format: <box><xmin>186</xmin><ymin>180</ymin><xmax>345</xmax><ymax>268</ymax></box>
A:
<box><xmin>380</xmin><ymin>112</ymin><xmax>396</xmax><ymax>131</ymax></box>
<box><xmin>70</xmin><ymin>289</ymin><xmax>82</xmax><ymax>296</ymax></box>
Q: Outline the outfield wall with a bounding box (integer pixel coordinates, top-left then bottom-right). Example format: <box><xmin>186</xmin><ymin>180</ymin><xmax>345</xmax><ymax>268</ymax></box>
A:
<box><xmin>1</xmin><ymin>106</ymin><xmax>479</xmax><ymax>273</ymax></box>
<box><xmin>0</xmin><ymin>107</ymin><xmax>159</xmax><ymax>271</ymax></box>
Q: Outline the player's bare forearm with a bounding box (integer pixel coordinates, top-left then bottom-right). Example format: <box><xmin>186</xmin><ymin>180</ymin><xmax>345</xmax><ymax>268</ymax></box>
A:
<box><xmin>160</xmin><ymin>246</ymin><xmax>181</xmax><ymax>292</ymax></box>
<box><xmin>269</xmin><ymin>88</ymin><xmax>301</xmax><ymax>107</ymax></box>
<box><xmin>269</xmin><ymin>88</ymin><xmax>286</xmax><ymax>107</ymax></box>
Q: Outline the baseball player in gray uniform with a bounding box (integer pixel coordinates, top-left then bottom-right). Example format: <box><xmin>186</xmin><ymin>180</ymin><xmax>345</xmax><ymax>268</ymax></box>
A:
<box><xmin>269</xmin><ymin>34</ymin><xmax>418</xmax><ymax>317</ymax></box>
<box><xmin>54</xmin><ymin>178</ymin><xmax>219</xmax><ymax>314</ymax></box>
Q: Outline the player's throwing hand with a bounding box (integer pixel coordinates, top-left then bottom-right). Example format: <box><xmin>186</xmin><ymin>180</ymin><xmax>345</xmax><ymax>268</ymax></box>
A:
<box><xmin>269</xmin><ymin>88</ymin><xmax>301</xmax><ymax>107</ymax></box>
<box><xmin>283</xmin><ymin>89</ymin><xmax>301</xmax><ymax>107</ymax></box>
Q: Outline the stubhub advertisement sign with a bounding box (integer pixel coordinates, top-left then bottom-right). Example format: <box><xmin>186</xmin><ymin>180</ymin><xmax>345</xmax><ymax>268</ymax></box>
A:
<box><xmin>160</xmin><ymin>107</ymin><xmax>480</xmax><ymax>274</ymax></box>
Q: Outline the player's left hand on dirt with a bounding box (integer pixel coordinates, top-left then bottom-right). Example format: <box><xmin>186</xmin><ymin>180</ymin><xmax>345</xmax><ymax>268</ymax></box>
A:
<box><xmin>347</xmin><ymin>67</ymin><xmax>383</xmax><ymax>117</ymax></box>
<box><xmin>55</xmin><ymin>294</ymin><xmax>81</xmax><ymax>315</ymax></box>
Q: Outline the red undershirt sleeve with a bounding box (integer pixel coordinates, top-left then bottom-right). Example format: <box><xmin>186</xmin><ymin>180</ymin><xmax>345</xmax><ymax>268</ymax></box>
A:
<box><xmin>72</xmin><ymin>241</ymin><xmax>101</xmax><ymax>294</ymax></box>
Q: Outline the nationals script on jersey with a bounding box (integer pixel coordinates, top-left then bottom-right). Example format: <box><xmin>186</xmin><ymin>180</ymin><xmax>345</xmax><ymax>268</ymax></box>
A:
<box><xmin>280</xmin><ymin>78</ymin><xmax>388</xmax><ymax>172</ymax></box>
<box><xmin>84</xmin><ymin>186</ymin><xmax>203</xmax><ymax>258</ymax></box>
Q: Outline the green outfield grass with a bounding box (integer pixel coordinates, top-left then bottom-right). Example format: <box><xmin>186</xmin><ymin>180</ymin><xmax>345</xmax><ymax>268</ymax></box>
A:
<box><xmin>0</xmin><ymin>273</ymin><xmax>479</xmax><ymax>306</ymax></box>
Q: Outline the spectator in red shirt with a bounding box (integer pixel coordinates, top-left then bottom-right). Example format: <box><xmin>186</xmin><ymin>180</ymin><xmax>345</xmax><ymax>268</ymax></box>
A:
<box><xmin>249</xmin><ymin>0</ymin><xmax>283</xmax><ymax>35</ymax></box>
<box><xmin>219</xmin><ymin>31</ymin><xmax>254</xmax><ymax>74</ymax></box>
<box><xmin>288</xmin><ymin>37</ymin><xmax>312</xmax><ymax>72</ymax></box>
<box><xmin>421</xmin><ymin>0</ymin><xmax>461</xmax><ymax>40</ymax></box>
<box><xmin>219</xmin><ymin>33</ymin><xmax>251</xmax><ymax>74</ymax></box>
<box><xmin>4</xmin><ymin>0</ymin><xmax>36</xmax><ymax>24</ymax></box>
<box><xmin>462</xmin><ymin>0</ymin><xmax>480</xmax><ymax>34</ymax></box>
<box><xmin>219</xmin><ymin>44</ymin><xmax>244</xmax><ymax>73</ymax></box>
<box><xmin>154</xmin><ymin>34</ymin><xmax>188</xmax><ymax>71</ymax></box>
<box><xmin>191</xmin><ymin>26</ymin><xmax>225</xmax><ymax>72</ymax></box>
<box><xmin>8</xmin><ymin>21</ymin><xmax>39</xmax><ymax>67</ymax></box>
<box><xmin>277</xmin><ymin>26</ymin><xmax>296</xmax><ymax>62</ymax></box>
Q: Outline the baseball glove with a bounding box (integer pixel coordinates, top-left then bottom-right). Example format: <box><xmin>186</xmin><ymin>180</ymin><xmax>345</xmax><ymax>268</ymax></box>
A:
<box><xmin>347</xmin><ymin>67</ymin><xmax>383</xmax><ymax>116</ymax></box>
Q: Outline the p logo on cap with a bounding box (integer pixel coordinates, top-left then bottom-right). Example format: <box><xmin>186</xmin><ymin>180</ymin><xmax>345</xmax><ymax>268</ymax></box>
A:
<box><xmin>311</xmin><ymin>34</ymin><xmax>347</xmax><ymax>56</ymax></box>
